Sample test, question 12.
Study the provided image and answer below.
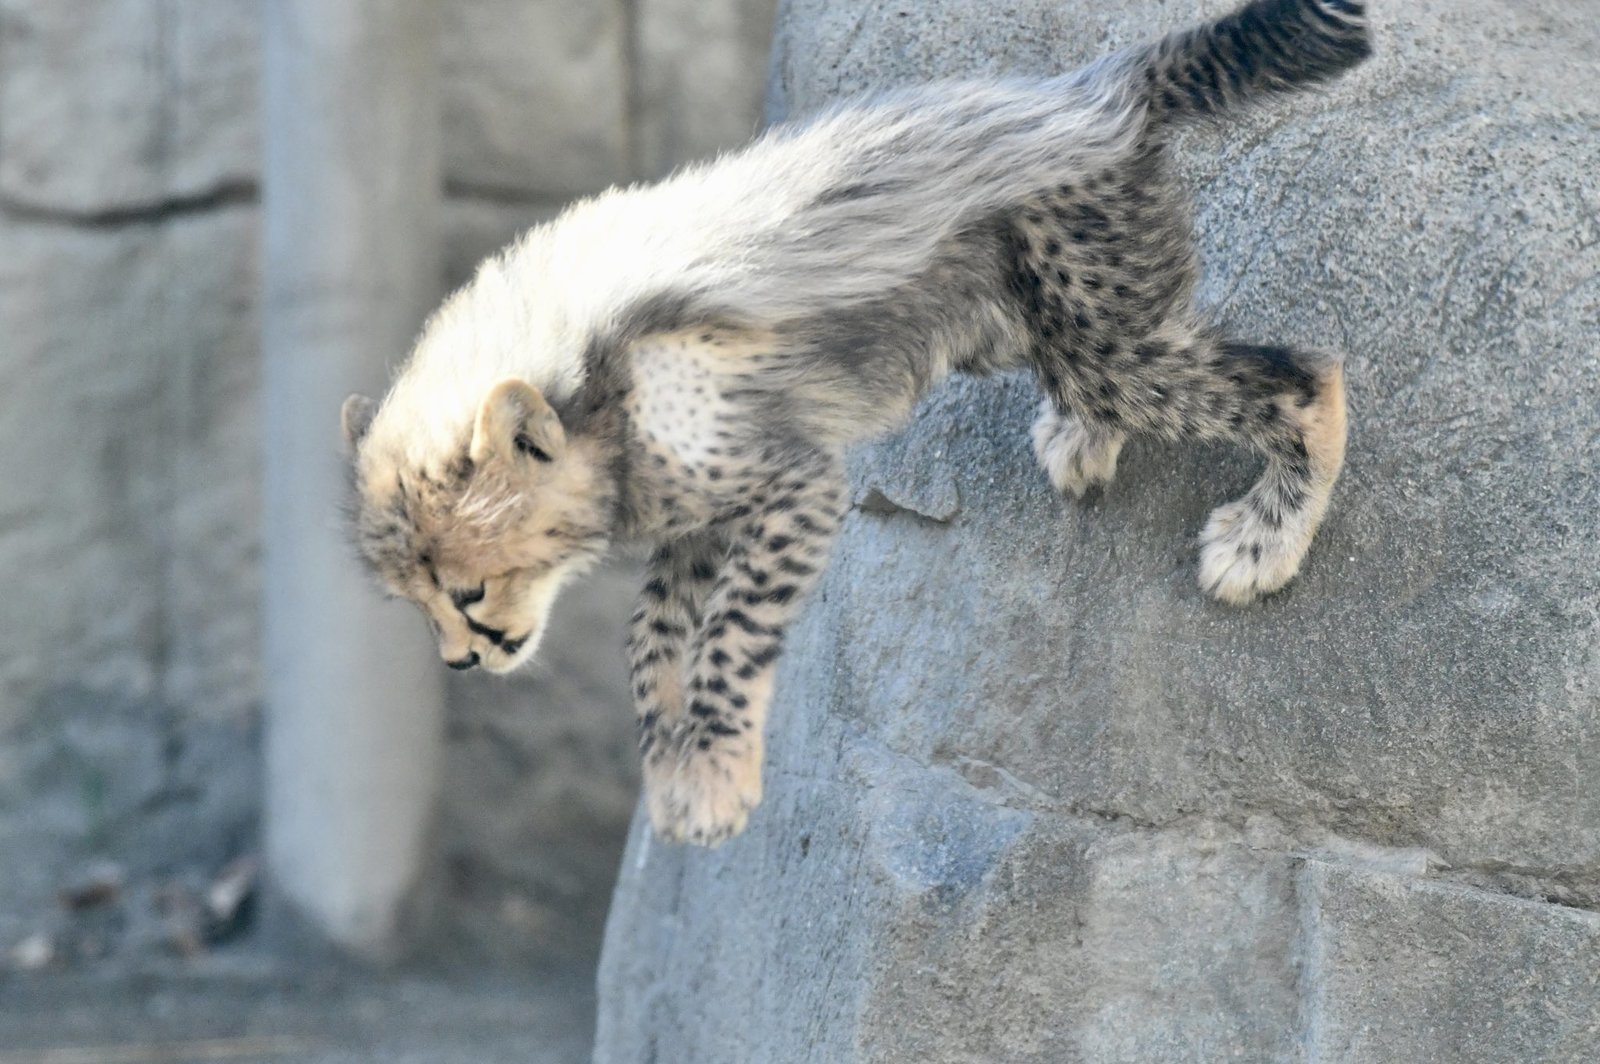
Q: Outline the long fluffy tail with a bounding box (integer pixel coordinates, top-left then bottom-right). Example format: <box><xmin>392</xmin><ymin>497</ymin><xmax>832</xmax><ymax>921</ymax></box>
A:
<box><xmin>1138</xmin><ymin>0</ymin><xmax>1372</xmax><ymax>126</ymax></box>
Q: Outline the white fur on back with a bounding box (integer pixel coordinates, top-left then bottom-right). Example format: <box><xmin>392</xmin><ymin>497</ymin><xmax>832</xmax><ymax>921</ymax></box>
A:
<box><xmin>366</xmin><ymin>123</ymin><xmax>845</xmax><ymax>467</ymax></box>
<box><xmin>363</xmin><ymin>62</ymin><xmax>1144</xmax><ymax>470</ymax></box>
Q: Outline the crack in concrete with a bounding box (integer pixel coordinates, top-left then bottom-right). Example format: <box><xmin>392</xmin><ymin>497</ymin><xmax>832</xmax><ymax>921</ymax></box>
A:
<box><xmin>0</xmin><ymin>180</ymin><xmax>258</xmax><ymax>228</ymax></box>
<box><xmin>925</xmin><ymin>749</ymin><xmax>1600</xmax><ymax>915</ymax></box>
<box><xmin>442</xmin><ymin>179</ymin><xmax>570</xmax><ymax>212</ymax></box>
<box><xmin>853</xmin><ymin>487</ymin><xmax>957</xmax><ymax>524</ymax></box>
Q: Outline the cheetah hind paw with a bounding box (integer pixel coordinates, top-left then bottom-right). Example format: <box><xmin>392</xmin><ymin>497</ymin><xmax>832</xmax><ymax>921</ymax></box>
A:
<box><xmin>1031</xmin><ymin>402</ymin><xmax>1124</xmax><ymax>498</ymax></box>
<box><xmin>1197</xmin><ymin>498</ymin><xmax>1314</xmax><ymax>606</ymax></box>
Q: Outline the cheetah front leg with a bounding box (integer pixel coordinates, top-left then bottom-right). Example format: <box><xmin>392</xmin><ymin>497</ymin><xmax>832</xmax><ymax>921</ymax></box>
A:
<box><xmin>629</xmin><ymin>531</ymin><xmax>725</xmax><ymax>769</ymax></box>
<box><xmin>639</xmin><ymin>452</ymin><xmax>845</xmax><ymax>845</ymax></box>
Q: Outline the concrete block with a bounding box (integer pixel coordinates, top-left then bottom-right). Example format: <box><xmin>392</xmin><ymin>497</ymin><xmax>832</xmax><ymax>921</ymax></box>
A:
<box><xmin>634</xmin><ymin>0</ymin><xmax>775</xmax><ymax>178</ymax></box>
<box><xmin>0</xmin><ymin>0</ymin><xmax>258</xmax><ymax>213</ymax></box>
<box><xmin>443</xmin><ymin>0</ymin><xmax>630</xmax><ymax>198</ymax></box>
<box><xmin>0</xmin><ymin>207</ymin><xmax>260</xmax><ymax>731</ymax></box>
<box><xmin>1302</xmin><ymin>861</ymin><xmax>1600</xmax><ymax>1063</ymax></box>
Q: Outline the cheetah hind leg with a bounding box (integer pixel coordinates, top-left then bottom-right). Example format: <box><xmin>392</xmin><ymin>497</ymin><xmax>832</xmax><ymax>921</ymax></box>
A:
<box><xmin>1199</xmin><ymin>363</ymin><xmax>1347</xmax><ymax>605</ymax></box>
<box><xmin>1031</xmin><ymin>400</ymin><xmax>1126</xmax><ymax>498</ymax></box>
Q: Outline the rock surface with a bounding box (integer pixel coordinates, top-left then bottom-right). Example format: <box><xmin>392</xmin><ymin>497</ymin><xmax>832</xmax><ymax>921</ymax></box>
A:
<box><xmin>443</xmin><ymin>0</ymin><xmax>632</xmax><ymax>198</ymax></box>
<box><xmin>0</xmin><ymin>0</ymin><xmax>259</xmax><ymax>215</ymax></box>
<box><xmin>594</xmin><ymin>1</ymin><xmax>1600</xmax><ymax>1060</ymax></box>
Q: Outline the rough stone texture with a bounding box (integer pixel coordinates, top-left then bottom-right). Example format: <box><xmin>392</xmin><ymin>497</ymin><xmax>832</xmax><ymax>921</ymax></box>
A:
<box><xmin>0</xmin><ymin>0</ymin><xmax>259</xmax><ymax>214</ymax></box>
<box><xmin>595</xmin><ymin>1</ymin><xmax>1600</xmax><ymax>1059</ymax></box>
<box><xmin>0</xmin><ymin>206</ymin><xmax>262</xmax><ymax>954</ymax></box>
<box><xmin>0</xmin><ymin>208</ymin><xmax>263</xmax><ymax>725</ymax></box>
<box><xmin>1302</xmin><ymin>861</ymin><xmax>1600</xmax><ymax>1062</ymax></box>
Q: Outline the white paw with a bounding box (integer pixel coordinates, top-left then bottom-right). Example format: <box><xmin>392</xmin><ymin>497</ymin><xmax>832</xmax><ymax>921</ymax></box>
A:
<box><xmin>1031</xmin><ymin>402</ymin><xmax>1124</xmax><ymax>498</ymax></box>
<box><xmin>644</xmin><ymin>742</ymin><xmax>762</xmax><ymax>847</ymax></box>
<box><xmin>1197</xmin><ymin>499</ymin><xmax>1313</xmax><ymax>606</ymax></box>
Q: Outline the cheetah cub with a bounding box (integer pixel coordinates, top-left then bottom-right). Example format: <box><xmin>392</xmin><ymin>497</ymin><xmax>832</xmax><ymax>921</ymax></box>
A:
<box><xmin>344</xmin><ymin>0</ymin><xmax>1371</xmax><ymax>845</ymax></box>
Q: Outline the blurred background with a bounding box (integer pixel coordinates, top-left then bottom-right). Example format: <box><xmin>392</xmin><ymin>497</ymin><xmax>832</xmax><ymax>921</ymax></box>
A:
<box><xmin>0</xmin><ymin>0</ymin><xmax>773</xmax><ymax>1057</ymax></box>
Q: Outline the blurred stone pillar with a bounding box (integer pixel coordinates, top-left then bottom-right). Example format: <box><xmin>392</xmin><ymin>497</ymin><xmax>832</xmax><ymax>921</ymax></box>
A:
<box><xmin>260</xmin><ymin>0</ymin><xmax>444</xmax><ymax>957</ymax></box>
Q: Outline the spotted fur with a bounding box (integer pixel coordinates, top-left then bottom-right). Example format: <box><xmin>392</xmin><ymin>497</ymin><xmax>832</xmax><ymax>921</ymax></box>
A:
<box><xmin>343</xmin><ymin>0</ymin><xmax>1371</xmax><ymax>844</ymax></box>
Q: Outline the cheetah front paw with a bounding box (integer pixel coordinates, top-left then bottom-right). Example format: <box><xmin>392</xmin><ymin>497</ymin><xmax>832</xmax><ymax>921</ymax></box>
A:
<box><xmin>1031</xmin><ymin>402</ymin><xmax>1125</xmax><ymax>498</ymax></box>
<box><xmin>643</xmin><ymin>742</ymin><xmax>763</xmax><ymax>847</ymax></box>
<box><xmin>1197</xmin><ymin>499</ymin><xmax>1313</xmax><ymax>606</ymax></box>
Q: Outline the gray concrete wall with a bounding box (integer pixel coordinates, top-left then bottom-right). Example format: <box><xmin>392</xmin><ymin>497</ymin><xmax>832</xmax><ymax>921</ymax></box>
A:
<box><xmin>0</xmin><ymin>0</ymin><xmax>774</xmax><ymax>966</ymax></box>
<box><xmin>595</xmin><ymin>1</ymin><xmax>1600</xmax><ymax>1060</ymax></box>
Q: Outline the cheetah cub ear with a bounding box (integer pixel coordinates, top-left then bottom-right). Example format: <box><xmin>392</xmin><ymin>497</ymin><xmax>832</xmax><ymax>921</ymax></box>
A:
<box><xmin>471</xmin><ymin>378</ymin><xmax>566</xmax><ymax>466</ymax></box>
<box><xmin>341</xmin><ymin>394</ymin><xmax>378</xmax><ymax>451</ymax></box>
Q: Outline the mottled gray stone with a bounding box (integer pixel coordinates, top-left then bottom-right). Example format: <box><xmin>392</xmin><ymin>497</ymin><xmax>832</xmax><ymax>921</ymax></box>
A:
<box><xmin>598</xmin><ymin>725</ymin><xmax>1313</xmax><ymax>1062</ymax></box>
<box><xmin>442</xmin><ymin>0</ymin><xmax>631</xmax><ymax>198</ymax></box>
<box><xmin>163</xmin><ymin>0</ymin><xmax>261</xmax><ymax>200</ymax></box>
<box><xmin>635</xmin><ymin>0</ymin><xmax>777</xmax><ymax>178</ymax></box>
<box><xmin>0</xmin><ymin>208</ymin><xmax>261</xmax><ymax>730</ymax></box>
<box><xmin>1302</xmin><ymin>861</ymin><xmax>1600</xmax><ymax>1063</ymax></box>
<box><xmin>443</xmin><ymin>198</ymin><xmax>564</xmax><ymax>290</ymax></box>
<box><xmin>0</xmin><ymin>205</ymin><xmax>262</xmax><ymax>957</ymax></box>
<box><xmin>596</xmin><ymin>0</ymin><xmax>1600</xmax><ymax>1058</ymax></box>
<box><xmin>0</xmin><ymin>0</ymin><xmax>258</xmax><ymax>213</ymax></box>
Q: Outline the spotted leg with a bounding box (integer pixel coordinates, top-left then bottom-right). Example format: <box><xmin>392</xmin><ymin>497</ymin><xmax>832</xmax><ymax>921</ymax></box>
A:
<box><xmin>629</xmin><ymin>528</ymin><xmax>724</xmax><ymax>780</ymax></box>
<box><xmin>641</xmin><ymin>451</ymin><xmax>845</xmax><ymax>845</ymax></box>
<box><xmin>1197</xmin><ymin>356</ymin><xmax>1347</xmax><ymax>604</ymax></box>
<box><xmin>1032</xmin><ymin>399</ymin><xmax>1126</xmax><ymax>497</ymax></box>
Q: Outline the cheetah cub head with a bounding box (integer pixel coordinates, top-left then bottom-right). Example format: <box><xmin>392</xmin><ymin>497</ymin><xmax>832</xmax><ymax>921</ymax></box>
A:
<box><xmin>341</xmin><ymin>379</ymin><xmax>614</xmax><ymax>674</ymax></box>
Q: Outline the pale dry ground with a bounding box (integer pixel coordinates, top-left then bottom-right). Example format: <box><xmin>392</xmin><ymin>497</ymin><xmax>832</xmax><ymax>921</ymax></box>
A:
<box><xmin>0</xmin><ymin>960</ymin><xmax>592</xmax><ymax>1064</ymax></box>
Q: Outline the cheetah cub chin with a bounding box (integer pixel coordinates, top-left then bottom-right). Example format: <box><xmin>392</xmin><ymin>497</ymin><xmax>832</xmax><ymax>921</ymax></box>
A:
<box><xmin>342</xmin><ymin>0</ymin><xmax>1370</xmax><ymax>846</ymax></box>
